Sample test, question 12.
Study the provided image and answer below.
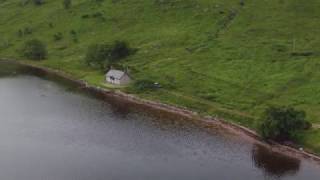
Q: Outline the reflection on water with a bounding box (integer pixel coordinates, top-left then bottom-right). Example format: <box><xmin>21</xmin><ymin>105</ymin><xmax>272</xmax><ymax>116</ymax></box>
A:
<box><xmin>0</xmin><ymin>61</ymin><xmax>320</xmax><ymax>180</ymax></box>
<box><xmin>252</xmin><ymin>144</ymin><xmax>301</xmax><ymax>178</ymax></box>
<box><xmin>105</xmin><ymin>95</ymin><xmax>132</xmax><ymax>118</ymax></box>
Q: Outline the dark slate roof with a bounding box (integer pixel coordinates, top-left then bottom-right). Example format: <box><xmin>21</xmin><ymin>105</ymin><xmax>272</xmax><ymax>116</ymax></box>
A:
<box><xmin>106</xmin><ymin>70</ymin><xmax>126</xmax><ymax>79</ymax></box>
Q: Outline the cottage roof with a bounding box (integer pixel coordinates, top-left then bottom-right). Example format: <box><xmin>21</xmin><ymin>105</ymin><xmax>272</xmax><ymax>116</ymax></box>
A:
<box><xmin>106</xmin><ymin>70</ymin><xmax>126</xmax><ymax>79</ymax></box>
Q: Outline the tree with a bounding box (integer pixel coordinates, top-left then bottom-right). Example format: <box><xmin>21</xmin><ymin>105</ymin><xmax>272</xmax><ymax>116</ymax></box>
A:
<box><xmin>63</xmin><ymin>0</ymin><xmax>71</xmax><ymax>9</ymax></box>
<box><xmin>85</xmin><ymin>41</ymin><xmax>134</xmax><ymax>69</ymax></box>
<box><xmin>109</xmin><ymin>41</ymin><xmax>131</xmax><ymax>62</ymax></box>
<box><xmin>85</xmin><ymin>43</ymin><xmax>111</xmax><ymax>69</ymax></box>
<box><xmin>21</xmin><ymin>39</ymin><xmax>47</xmax><ymax>60</ymax></box>
<box><xmin>259</xmin><ymin>106</ymin><xmax>311</xmax><ymax>142</ymax></box>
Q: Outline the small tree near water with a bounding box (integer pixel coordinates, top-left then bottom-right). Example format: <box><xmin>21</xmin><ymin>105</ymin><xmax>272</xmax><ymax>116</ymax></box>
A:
<box><xmin>21</xmin><ymin>39</ymin><xmax>47</xmax><ymax>60</ymax></box>
<box><xmin>259</xmin><ymin>106</ymin><xmax>311</xmax><ymax>142</ymax></box>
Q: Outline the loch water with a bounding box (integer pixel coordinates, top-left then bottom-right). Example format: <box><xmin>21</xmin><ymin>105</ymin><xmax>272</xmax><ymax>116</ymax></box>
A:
<box><xmin>0</xmin><ymin>62</ymin><xmax>320</xmax><ymax>180</ymax></box>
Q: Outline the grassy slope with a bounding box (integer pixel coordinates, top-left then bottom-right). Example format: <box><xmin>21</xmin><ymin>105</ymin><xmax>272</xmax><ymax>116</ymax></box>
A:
<box><xmin>1</xmin><ymin>0</ymin><xmax>320</xmax><ymax>152</ymax></box>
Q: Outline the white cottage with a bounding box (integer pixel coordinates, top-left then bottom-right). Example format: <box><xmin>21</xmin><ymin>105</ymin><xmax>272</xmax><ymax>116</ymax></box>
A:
<box><xmin>106</xmin><ymin>69</ymin><xmax>131</xmax><ymax>85</ymax></box>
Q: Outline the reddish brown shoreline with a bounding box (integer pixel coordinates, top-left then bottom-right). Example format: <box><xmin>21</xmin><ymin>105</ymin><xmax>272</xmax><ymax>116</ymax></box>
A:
<box><xmin>1</xmin><ymin>59</ymin><xmax>320</xmax><ymax>164</ymax></box>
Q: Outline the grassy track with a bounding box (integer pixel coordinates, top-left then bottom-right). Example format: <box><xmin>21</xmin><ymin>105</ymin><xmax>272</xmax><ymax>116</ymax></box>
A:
<box><xmin>1</xmin><ymin>0</ymin><xmax>320</xmax><ymax>153</ymax></box>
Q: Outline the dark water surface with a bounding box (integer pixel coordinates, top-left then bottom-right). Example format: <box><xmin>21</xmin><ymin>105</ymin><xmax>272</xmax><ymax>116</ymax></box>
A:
<box><xmin>0</xmin><ymin>62</ymin><xmax>320</xmax><ymax>180</ymax></box>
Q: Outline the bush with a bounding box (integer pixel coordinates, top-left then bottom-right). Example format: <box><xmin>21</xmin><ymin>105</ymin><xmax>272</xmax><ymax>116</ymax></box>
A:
<box><xmin>63</xmin><ymin>0</ymin><xmax>71</xmax><ymax>9</ymax></box>
<box><xmin>109</xmin><ymin>41</ymin><xmax>132</xmax><ymax>62</ymax></box>
<box><xmin>258</xmin><ymin>106</ymin><xmax>311</xmax><ymax>142</ymax></box>
<box><xmin>21</xmin><ymin>39</ymin><xmax>47</xmax><ymax>60</ymax></box>
<box><xmin>85</xmin><ymin>43</ymin><xmax>111</xmax><ymax>69</ymax></box>
<box><xmin>131</xmin><ymin>79</ymin><xmax>159</xmax><ymax>92</ymax></box>
<box><xmin>85</xmin><ymin>41</ymin><xmax>134</xmax><ymax>69</ymax></box>
<box><xmin>33</xmin><ymin>0</ymin><xmax>45</xmax><ymax>5</ymax></box>
<box><xmin>53</xmin><ymin>32</ymin><xmax>63</xmax><ymax>41</ymax></box>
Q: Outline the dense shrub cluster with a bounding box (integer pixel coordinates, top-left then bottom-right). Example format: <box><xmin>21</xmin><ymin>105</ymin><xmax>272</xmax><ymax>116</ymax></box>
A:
<box><xmin>85</xmin><ymin>43</ymin><xmax>110</xmax><ymax>69</ymax></box>
<box><xmin>132</xmin><ymin>79</ymin><xmax>159</xmax><ymax>92</ymax></box>
<box><xmin>21</xmin><ymin>39</ymin><xmax>47</xmax><ymax>60</ymax></box>
<box><xmin>259</xmin><ymin>106</ymin><xmax>311</xmax><ymax>142</ymax></box>
<box><xmin>85</xmin><ymin>41</ymin><xmax>134</xmax><ymax>69</ymax></box>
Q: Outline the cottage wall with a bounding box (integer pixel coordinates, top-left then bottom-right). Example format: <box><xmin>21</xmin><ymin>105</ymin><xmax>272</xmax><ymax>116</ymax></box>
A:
<box><xmin>119</xmin><ymin>74</ymin><xmax>131</xmax><ymax>85</ymax></box>
<box><xmin>106</xmin><ymin>72</ymin><xmax>131</xmax><ymax>85</ymax></box>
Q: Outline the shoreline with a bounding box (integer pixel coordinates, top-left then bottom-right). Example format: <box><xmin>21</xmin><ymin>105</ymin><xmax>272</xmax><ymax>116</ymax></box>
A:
<box><xmin>1</xmin><ymin>59</ymin><xmax>320</xmax><ymax>164</ymax></box>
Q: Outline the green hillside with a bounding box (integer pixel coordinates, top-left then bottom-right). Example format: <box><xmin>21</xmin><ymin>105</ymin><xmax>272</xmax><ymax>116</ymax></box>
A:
<box><xmin>1</xmin><ymin>0</ymin><xmax>320</xmax><ymax>152</ymax></box>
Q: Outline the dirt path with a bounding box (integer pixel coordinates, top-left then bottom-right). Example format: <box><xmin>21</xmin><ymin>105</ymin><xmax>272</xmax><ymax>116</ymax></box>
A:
<box><xmin>313</xmin><ymin>124</ymin><xmax>320</xmax><ymax>129</ymax></box>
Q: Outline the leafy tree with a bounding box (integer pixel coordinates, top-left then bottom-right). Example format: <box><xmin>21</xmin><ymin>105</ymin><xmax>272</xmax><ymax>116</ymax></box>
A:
<box><xmin>85</xmin><ymin>43</ymin><xmax>111</xmax><ymax>69</ymax></box>
<box><xmin>109</xmin><ymin>41</ymin><xmax>132</xmax><ymax>62</ymax></box>
<box><xmin>85</xmin><ymin>41</ymin><xmax>134</xmax><ymax>69</ymax></box>
<box><xmin>259</xmin><ymin>106</ymin><xmax>311</xmax><ymax>142</ymax></box>
<box><xmin>21</xmin><ymin>39</ymin><xmax>47</xmax><ymax>60</ymax></box>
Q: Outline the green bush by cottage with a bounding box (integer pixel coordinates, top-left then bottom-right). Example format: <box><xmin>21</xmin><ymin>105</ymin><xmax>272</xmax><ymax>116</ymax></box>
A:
<box><xmin>132</xmin><ymin>79</ymin><xmax>157</xmax><ymax>92</ymax></box>
<box><xmin>85</xmin><ymin>41</ymin><xmax>133</xmax><ymax>70</ymax></box>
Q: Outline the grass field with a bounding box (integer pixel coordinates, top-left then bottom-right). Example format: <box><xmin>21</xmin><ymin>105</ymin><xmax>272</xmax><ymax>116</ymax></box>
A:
<box><xmin>1</xmin><ymin>0</ymin><xmax>320</xmax><ymax>153</ymax></box>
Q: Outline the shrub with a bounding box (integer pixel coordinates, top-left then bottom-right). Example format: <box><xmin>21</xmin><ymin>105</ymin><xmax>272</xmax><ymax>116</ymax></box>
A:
<box><xmin>258</xmin><ymin>106</ymin><xmax>311</xmax><ymax>142</ymax></box>
<box><xmin>92</xmin><ymin>12</ymin><xmax>104</xmax><ymax>18</ymax></box>
<box><xmin>81</xmin><ymin>12</ymin><xmax>105</xmax><ymax>21</ymax></box>
<box><xmin>81</xmin><ymin>14</ymin><xmax>90</xmax><ymax>19</ymax></box>
<box><xmin>48</xmin><ymin>22</ymin><xmax>54</xmax><ymax>28</ymax></box>
<box><xmin>70</xmin><ymin>30</ymin><xmax>78</xmax><ymax>42</ymax></box>
<box><xmin>63</xmin><ymin>0</ymin><xmax>71</xmax><ymax>9</ymax></box>
<box><xmin>132</xmin><ymin>79</ymin><xmax>158</xmax><ymax>92</ymax></box>
<box><xmin>109</xmin><ymin>41</ymin><xmax>132</xmax><ymax>62</ymax></box>
<box><xmin>24</xmin><ymin>27</ymin><xmax>33</xmax><ymax>35</ymax></box>
<box><xmin>21</xmin><ymin>39</ymin><xmax>47</xmax><ymax>60</ymax></box>
<box><xmin>17</xmin><ymin>29</ymin><xmax>23</xmax><ymax>37</ymax></box>
<box><xmin>85</xmin><ymin>43</ymin><xmax>111</xmax><ymax>69</ymax></box>
<box><xmin>33</xmin><ymin>0</ymin><xmax>45</xmax><ymax>5</ymax></box>
<box><xmin>53</xmin><ymin>32</ymin><xmax>63</xmax><ymax>41</ymax></box>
